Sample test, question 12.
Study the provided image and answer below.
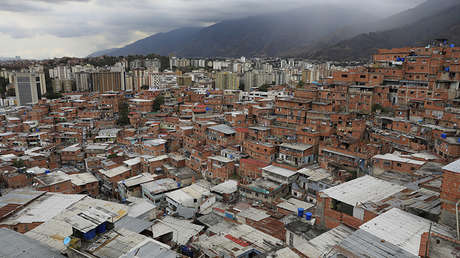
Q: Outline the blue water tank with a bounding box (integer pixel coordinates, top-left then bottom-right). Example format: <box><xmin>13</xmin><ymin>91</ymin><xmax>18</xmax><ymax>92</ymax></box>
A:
<box><xmin>83</xmin><ymin>229</ymin><xmax>96</xmax><ymax>240</ymax></box>
<box><xmin>297</xmin><ymin>208</ymin><xmax>304</xmax><ymax>217</ymax></box>
<box><xmin>45</xmin><ymin>170</ymin><xmax>50</xmax><ymax>174</ymax></box>
<box><xmin>450</xmin><ymin>44</ymin><xmax>455</xmax><ymax>48</ymax></box>
<box><xmin>445</xmin><ymin>67</ymin><xmax>450</xmax><ymax>72</ymax></box>
<box><xmin>63</xmin><ymin>237</ymin><xmax>71</xmax><ymax>246</ymax></box>
<box><xmin>441</xmin><ymin>133</ymin><xmax>447</xmax><ymax>139</ymax></box>
<box><xmin>96</xmin><ymin>222</ymin><xmax>106</xmax><ymax>234</ymax></box>
<box><xmin>458</xmin><ymin>138</ymin><xmax>460</xmax><ymax>143</ymax></box>
<box><xmin>306</xmin><ymin>212</ymin><xmax>312</xmax><ymax>221</ymax></box>
<box><xmin>177</xmin><ymin>182</ymin><xmax>181</xmax><ymax>188</ymax></box>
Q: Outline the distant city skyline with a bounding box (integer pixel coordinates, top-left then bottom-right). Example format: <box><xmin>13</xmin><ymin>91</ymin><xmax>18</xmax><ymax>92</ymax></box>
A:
<box><xmin>0</xmin><ymin>0</ymin><xmax>424</xmax><ymax>59</ymax></box>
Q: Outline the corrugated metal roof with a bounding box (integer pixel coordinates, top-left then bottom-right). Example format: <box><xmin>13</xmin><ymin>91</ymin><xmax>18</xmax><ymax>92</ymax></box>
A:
<box><xmin>127</xmin><ymin>199</ymin><xmax>156</xmax><ymax>219</ymax></box>
<box><xmin>26</xmin><ymin>196</ymin><xmax>128</xmax><ymax>252</ymax></box>
<box><xmin>120</xmin><ymin>239</ymin><xmax>178</xmax><ymax>258</ymax></box>
<box><xmin>68</xmin><ymin>173</ymin><xmax>98</xmax><ymax>186</ymax></box>
<box><xmin>1</xmin><ymin>193</ymin><xmax>85</xmax><ymax>225</ymax></box>
<box><xmin>335</xmin><ymin>229</ymin><xmax>417</xmax><ymax>258</ymax></box>
<box><xmin>373</xmin><ymin>153</ymin><xmax>425</xmax><ymax>165</ymax></box>
<box><xmin>442</xmin><ymin>158</ymin><xmax>460</xmax><ymax>173</ymax></box>
<box><xmin>0</xmin><ymin>190</ymin><xmax>46</xmax><ymax>220</ymax></box>
<box><xmin>100</xmin><ymin>165</ymin><xmax>130</xmax><ymax>178</ymax></box>
<box><xmin>115</xmin><ymin>216</ymin><xmax>154</xmax><ymax>234</ymax></box>
<box><xmin>237</xmin><ymin>207</ymin><xmax>270</xmax><ymax>222</ymax></box>
<box><xmin>271</xmin><ymin>247</ymin><xmax>300</xmax><ymax>258</ymax></box>
<box><xmin>122</xmin><ymin>173</ymin><xmax>155</xmax><ymax>187</ymax></box>
<box><xmin>307</xmin><ymin>225</ymin><xmax>354</xmax><ymax>256</ymax></box>
<box><xmin>262</xmin><ymin>165</ymin><xmax>297</xmax><ymax>178</ymax></box>
<box><xmin>280</xmin><ymin>143</ymin><xmax>313</xmax><ymax>151</ymax></box>
<box><xmin>211</xmin><ymin>180</ymin><xmax>238</xmax><ymax>194</ymax></box>
<box><xmin>152</xmin><ymin>216</ymin><xmax>204</xmax><ymax>245</ymax></box>
<box><xmin>277</xmin><ymin>198</ymin><xmax>314</xmax><ymax>213</ymax></box>
<box><xmin>0</xmin><ymin>228</ymin><xmax>65</xmax><ymax>258</ymax></box>
<box><xmin>35</xmin><ymin>171</ymin><xmax>71</xmax><ymax>186</ymax></box>
<box><xmin>321</xmin><ymin>175</ymin><xmax>405</xmax><ymax>206</ymax></box>
<box><xmin>359</xmin><ymin>208</ymin><xmax>455</xmax><ymax>256</ymax></box>
<box><xmin>208</xmin><ymin>124</ymin><xmax>236</xmax><ymax>134</ymax></box>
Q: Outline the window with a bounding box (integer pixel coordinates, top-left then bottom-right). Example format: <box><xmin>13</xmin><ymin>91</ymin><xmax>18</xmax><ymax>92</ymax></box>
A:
<box><xmin>331</xmin><ymin>199</ymin><xmax>354</xmax><ymax>216</ymax></box>
<box><xmin>397</xmin><ymin>163</ymin><xmax>402</xmax><ymax>167</ymax></box>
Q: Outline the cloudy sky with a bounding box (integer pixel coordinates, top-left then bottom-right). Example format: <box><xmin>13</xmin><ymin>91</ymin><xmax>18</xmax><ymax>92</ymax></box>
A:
<box><xmin>0</xmin><ymin>0</ymin><xmax>424</xmax><ymax>59</ymax></box>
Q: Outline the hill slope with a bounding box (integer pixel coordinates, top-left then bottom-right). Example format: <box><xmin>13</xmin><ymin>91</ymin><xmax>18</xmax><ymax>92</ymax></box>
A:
<box><xmin>90</xmin><ymin>5</ymin><xmax>374</xmax><ymax>58</ymax></box>
<box><xmin>306</xmin><ymin>3</ymin><xmax>460</xmax><ymax>61</ymax></box>
<box><xmin>90</xmin><ymin>27</ymin><xmax>201</xmax><ymax>57</ymax></box>
<box><xmin>90</xmin><ymin>0</ymin><xmax>460</xmax><ymax>60</ymax></box>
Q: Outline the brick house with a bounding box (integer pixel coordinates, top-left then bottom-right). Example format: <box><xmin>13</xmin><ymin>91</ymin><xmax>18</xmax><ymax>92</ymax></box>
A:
<box><xmin>316</xmin><ymin>176</ymin><xmax>406</xmax><ymax>229</ymax></box>
<box><xmin>372</xmin><ymin>153</ymin><xmax>426</xmax><ymax>174</ymax></box>
<box><xmin>239</xmin><ymin>158</ymin><xmax>270</xmax><ymax>183</ymax></box>
<box><xmin>34</xmin><ymin>171</ymin><xmax>73</xmax><ymax>194</ymax></box>
<box><xmin>243</xmin><ymin>140</ymin><xmax>276</xmax><ymax>164</ymax></box>
<box><xmin>129</xmin><ymin>99</ymin><xmax>153</xmax><ymax>113</ymax></box>
<box><xmin>206</xmin><ymin>124</ymin><xmax>236</xmax><ymax>147</ymax></box>
<box><xmin>435</xmin><ymin>137</ymin><xmax>460</xmax><ymax>162</ymax></box>
<box><xmin>276</xmin><ymin>143</ymin><xmax>315</xmax><ymax>169</ymax></box>
<box><xmin>142</xmin><ymin>139</ymin><xmax>167</xmax><ymax>156</ymax></box>
<box><xmin>68</xmin><ymin>173</ymin><xmax>99</xmax><ymax>197</ymax></box>
<box><xmin>97</xmin><ymin>165</ymin><xmax>134</xmax><ymax>197</ymax></box>
<box><xmin>206</xmin><ymin>156</ymin><xmax>235</xmax><ymax>182</ymax></box>
<box><xmin>439</xmin><ymin>159</ymin><xmax>460</xmax><ymax>229</ymax></box>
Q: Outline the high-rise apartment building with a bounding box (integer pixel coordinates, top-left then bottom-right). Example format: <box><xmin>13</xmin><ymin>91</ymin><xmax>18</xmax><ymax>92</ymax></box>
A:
<box><xmin>215</xmin><ymin>72</ymin><xmax>240</xmax><ymax>90</ymax></box>
<box><xmin>75</xmin><ymin>72</ymin><xmax>92</xmax><ymax>92</ymax></box>
<box><xmin>243</xmin><ymin>70</ymin><xmax>274</xmax><ymax>90</ymax></box>
<box><xmin>91</xmin><ymin>71</ymin><xmax>125</xmax><ymax>93</ymax></box>
<box><xmin>14</xmin><ymin>72</ymin><xmax>46</xmax><ymax>106</ymax></box>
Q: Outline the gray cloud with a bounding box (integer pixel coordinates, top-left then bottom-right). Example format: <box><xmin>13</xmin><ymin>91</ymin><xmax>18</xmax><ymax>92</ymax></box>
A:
<box><xmin>0</xmin><ymin>0</ymin><xmax>425</xmax><ymax>58</ymax></box>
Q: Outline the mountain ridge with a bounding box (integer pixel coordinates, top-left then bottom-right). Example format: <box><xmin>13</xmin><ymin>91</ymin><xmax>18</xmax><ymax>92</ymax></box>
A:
<box><xmin>89</xmin><ymin>0</ymin><xmax>460</xmax><ymax>60</ymax></box>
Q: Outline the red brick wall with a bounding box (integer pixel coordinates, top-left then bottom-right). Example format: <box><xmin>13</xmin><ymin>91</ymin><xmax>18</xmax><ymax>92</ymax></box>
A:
<box><xmin>440</xmin><ymin>170</ymin><xmax>460</xmax><ymax>215</ymax></box>
<box><xmin>0</xmin><ymin>222</ymin><xmax>42</xmax><ymax>234</ymax></box>
<box><xmin>37</xmin><ymin>180</ymin><xmax>72</xmax><ymax>194</ymax></box>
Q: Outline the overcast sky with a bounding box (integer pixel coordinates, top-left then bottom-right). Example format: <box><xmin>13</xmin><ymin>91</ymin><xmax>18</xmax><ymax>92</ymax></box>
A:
<box><xmin>0</xmin><ymin>0</ymin><xmax>424</xmax><ymax>59</ymax></box>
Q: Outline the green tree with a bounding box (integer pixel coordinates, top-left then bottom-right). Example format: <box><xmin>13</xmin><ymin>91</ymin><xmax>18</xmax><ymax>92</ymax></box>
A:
<box><xmin>258</xmin><ymin>84</ymin><xmax>270</xmax><ymax>92</ymax></box>
<box><xmin>239</xmin><ymin>82</ymin><xmax>245</xmax><ymax>91</ymax></box>
<box><xmin>297</xmin><ymin>80</ymin><xmax>305</xmax><ymax>88</ymax></box>
<box><xmin>117</xmin><ymin>101</ymin><xmax>130</xmax><ymax>126</ymax></box>
<box><xmin>152</xmin><ymin>95</ymin><xmax>165</xmax><ymax>112</ymax></box>
<box><xmin>107</xmin><ymin>153</ymin><xmax>117</xmax><ymax>159</ymax></box>
<box><xmin>45</xmin><ymin>90</ymin><xmax>62</xmax><ymax>99</ymax></box>
<box><xmin>6</xmin><ymin>88</ymin><xmax>15</xmax><ymax>97</ymax></box>
<box><xmin>12</xmin><ymin>159</ymin><xmax>24</xmax><ymax>168</ymax></box>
